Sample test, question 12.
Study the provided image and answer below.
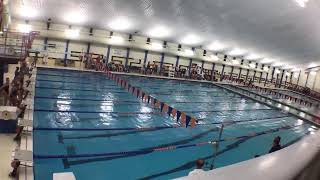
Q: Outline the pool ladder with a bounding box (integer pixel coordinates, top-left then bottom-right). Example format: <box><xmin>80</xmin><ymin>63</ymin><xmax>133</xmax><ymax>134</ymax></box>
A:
<box><xmin>210</xmin><ymin>124</ymin><xmax>224</xmax><ymax>170</ymax></box>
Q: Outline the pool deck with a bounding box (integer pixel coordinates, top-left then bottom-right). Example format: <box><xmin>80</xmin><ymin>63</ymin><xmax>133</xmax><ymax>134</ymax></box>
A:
<box><xmin>14</xmin><ymin>65</ymin><xmax>320</xmax><ymax>180</ymax></box>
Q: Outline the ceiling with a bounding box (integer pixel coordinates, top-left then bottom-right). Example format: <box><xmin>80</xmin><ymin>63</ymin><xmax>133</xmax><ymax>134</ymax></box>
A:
<box><xmin>9</xmin><ymin>0</ymin><xmax>320</xmax><ymax>69</ymax></box>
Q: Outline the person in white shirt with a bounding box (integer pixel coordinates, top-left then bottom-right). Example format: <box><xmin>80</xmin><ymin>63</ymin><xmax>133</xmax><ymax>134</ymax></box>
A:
<box><xmin>188</xmin><ymin>159</ymin><xmax>205</xmax><ymax>176</ymax></box>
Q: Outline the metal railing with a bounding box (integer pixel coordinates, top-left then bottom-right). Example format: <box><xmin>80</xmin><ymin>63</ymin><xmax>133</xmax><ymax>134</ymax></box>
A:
<box><xmin>0</xmin><ymin>31</ymin><xmax>38</xmax><ymax>61</ymax></box>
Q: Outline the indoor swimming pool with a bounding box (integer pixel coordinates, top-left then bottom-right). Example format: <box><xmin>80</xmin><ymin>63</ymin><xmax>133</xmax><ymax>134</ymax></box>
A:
<box><xmin>33</xmin><ymin>68</ymin><xmax>317</xmax><ymax>180</ymax></box>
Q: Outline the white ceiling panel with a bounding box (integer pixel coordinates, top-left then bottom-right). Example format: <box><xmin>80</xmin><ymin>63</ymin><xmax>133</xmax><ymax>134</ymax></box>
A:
<box><xmin>10</xmin><ymin>0</ymin><xmax>320</xmax><ymax>68</ymax></box>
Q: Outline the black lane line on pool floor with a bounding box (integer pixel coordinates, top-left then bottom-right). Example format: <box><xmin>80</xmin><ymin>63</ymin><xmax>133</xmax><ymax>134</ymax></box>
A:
<box><xmin>50</xmin><ymin>99</ymin><xmax>256</xmax><ymax>106</ymax></box>
<box><xmin>36</xmin><ymin>86</ymin><xmax>124</xmax><ymax>92</ymax></box>
<box><xmin>138</xmin><ymin>130</ymin><xmax>310</xmax><ymax>179</ymax></box>
<box><xmin>58</xmin><ymin>124</ymin><xmax>306</xmax><ymax>169</ymax></box>
<box><xmin>36</xmin><ymin>79</ymin><xmax>117</xmax><ymax>85</ymax></box>
<box><xmin>54</xmin><ymin>115</ymin><xmax>290</xmax><ymax>142</ymax></box>
<box><xmin>62</xmin><ymin>126</ymin><xmax>220</xmax><ymax>168</ymax></box>
<box><xmin>33</xmin><ymin>108</ymin><xmax>275</xmax><ymax>114</ymax></box>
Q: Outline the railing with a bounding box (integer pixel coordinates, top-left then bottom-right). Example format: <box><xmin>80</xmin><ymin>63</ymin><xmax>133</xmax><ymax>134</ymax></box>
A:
<box><xmin>0</xmin><ymin>31</ymin><xmax>38</xmax><ymax>61</ymax></box>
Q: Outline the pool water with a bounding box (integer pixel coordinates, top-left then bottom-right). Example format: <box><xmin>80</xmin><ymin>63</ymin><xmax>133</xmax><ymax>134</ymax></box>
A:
<box><xmin>33</xmin><ymin>68</ymin><xmax>316</xmax><ymax>180</ymax></box>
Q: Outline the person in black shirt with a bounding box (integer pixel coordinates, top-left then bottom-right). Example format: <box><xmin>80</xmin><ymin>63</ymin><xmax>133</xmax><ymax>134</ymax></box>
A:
<box><xmin>269</xmin><ymin>136</ymin><xmax>282</xmax><ymax>153</ymax></box>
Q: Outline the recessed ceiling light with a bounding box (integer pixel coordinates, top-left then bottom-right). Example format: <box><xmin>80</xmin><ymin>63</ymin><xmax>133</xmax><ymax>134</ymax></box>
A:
<box><xmin>207</xmin><ymin>42</ymin><xmax>225</xmax><ymax>51</ymax></box>
<box><xmin>210</xmin><ymin>54</ymin><xmax>219</xmax><ymax>61</ymax></box>
<box><xmin>249</xmin><ymin>63</ymin><xmax>256</xmax><ymax>68</ymax></box>
<box><xmin>310</xmin><ymin>71</ymin><xmax>317</xmax><ymax>75</ymax></box>
<box><xmin>17</xmin><ymin>24</ymin><xmax>32</xmax><ymax>33</ymax></box>
<box><xmin>181</xmin><ymin>34</ymin><xmax>201</xmax><ymax>45</ymax></box>
<box><xmin>19</xmin><ymin>6</ymin><xmax>37</xmax><ymax>18</ymax></box>
<box><xmin>108</xmin><ymin>17</ymin><xmax>131</xmax><ymax>31</ymax></box>
<box><xmin>227</xmin><ymin>48</ymin><xmax>246</xmax><ymax>56</ymax></box>
<box><xmin>245</xmin><ymin>54</ymin><xmax>261</xmax><ymax>60</ymax></box>
<box><xmin>109</xmin><ymin>36</ymin><xmax>124</xmax><ymax>44</ymax></box>
<box><xmin>273</xmin><ymin>62</ymin><xmax>284</xmax><ymax>67</ymax></box>
<box><xmin>232</xmin><ymin>60</ymin><xmax>240</xmax><ymax>65</ymax></box>
<box><xmin>148</xmin><ymin>26</ymin><xmax>170</xmax><ymax>38</ymax></box>
<box><xmin>64</xmin><ymin>11</ymin><xmax>86</xmax><ymax>24</ymax></box>
<box><xmin>308</xmin><ymin>63</ymin><xmax>318</xmax><ymax>68</ymax></box>
<box><xmin>260</xmin><ymin>58</ymin><xmax>274</xmax><ymax>64</ymax></box>
<box><xmin>65</xmin><ymin>29</ymin><xmax>80</xmax><ymax>38</ymax></box>
<box><xmin>292</xmin><ymin>68</ymin><xmax>300</xmax><ymax>72</ymax></box>
<box><xmin>295</xmin><ymin>0</ymin><xmax>309</xmax><ymax>8</ymax></box>
<box><xmin>184</xmin><ymin>49</ymin><xmax>194</xmax><ymax>56</ymax></box>
<box><xmin>151</xmin><ymin>42</ymin><xmax>163</xmax><ymax>50</ymax></box>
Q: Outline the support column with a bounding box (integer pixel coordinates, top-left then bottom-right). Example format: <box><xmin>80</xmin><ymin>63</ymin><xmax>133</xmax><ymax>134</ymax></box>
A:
<box><xmin>275</xmin><ymin>73</ymin><xmax>279</xmax><ymax>87</ymax></box>
<box><xmin>86</xmin><ymin>43</ymin><xmax>91</xmax><ymax>54</ymax></box>
<box><xmin>264</xmin><ymin>73</ymin><xmax>269</xmax><ymax>87</ymax></box>
<box><xmin>175</xmin><ymin>56</ymin><xmax>180</xmax><ymax>68</ymax></box>
<box><xmin>220</xmin><ymin>65</ymin><xmax>225</xmax><ymax>81</ymax></box>
<box><xmin>230</xmin><ymin>66</ymin><xmax>234</xmax><ymax>79</ymax></box>
<box><xmin>188</xmin><ymin>58</ymin><xmax>193</xmax><ymax>77</ymax></box>
<box><xmin>245</xmin><ymin>69</ymin><xmax>249</xmax><ymax>82</ymax></box>
<box><xmin>125</xmin><ymin>47</ymin><xmax>130</xmax><ymax>67</ymax></box>
<box><xmin>160</xmin><ymin>52</ymin><xmax>165</xmax><ymax>73</ymax></box>
<box><xmin>297</xmin><ymin>70</ymin><xmax>301</xmax><ymax>86</ymax></box>
<box><xmin>0</xmin><ymin>63</ymin><xmax>4</xmax><ymax>86</ymax></box>
<box><xmin>271</xmin><ymin>67</ymin><xmax>275</xmax><ymax>84</ymax></box>
<box><xmin>105</xmin><ymin>45</ymin><xmax>111</xmax><ymax>64</ymax></box>
<box><xmin>253</xmin><ymin>70</ymin><xmax>256</xmax><ymax>82</ymax></box>
<box><xmin>200</xmin><ymin>61</ymin><xmax>204</xmax><ymax>74</ymax></box>
<box><xmin>305</xmin><ymin>72</ymin><xmax>310</xmax><ymax>87</ymax></box>
<box><xmin>279</xmin><ymin>70</ymin><xmax>285</xmax><ymax>88</ymax></box>
<box><xmin>211</xmin><ymin>63</ymin><xmax>215</xmax><ymax>81</ymax></box>
<box><xmin>238</xmin><ymin>68</ymin><xmax>242</xmax><ymax>80</ymax></box>
<box><xmin>64</xmin><ymin>40</ymin><xmax>70</xmax><ymax>67</ymax></box>
<box><xmin>259</xmin><ymin>72</ymin><xmax>263</xmax><ymax>83</ymax></box>
<box><xmin>143</xmin><ymin>50</ymin><xmax>148</xmax><ymax>68</ymax></box>
<box><xmin>44</xmin><ymin>37</ymin><xmax>48</xmax><ymax>50</ymax></box>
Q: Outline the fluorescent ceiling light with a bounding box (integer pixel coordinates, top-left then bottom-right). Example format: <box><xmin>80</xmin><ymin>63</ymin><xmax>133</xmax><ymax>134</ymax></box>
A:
<box><xmin>207</xmin><ymin>42</ymin><xmax>225</xmax><ymax>51</ymax></box>
<box><xmin>151</xmin><ymin>42</ymin><xmax>163</xmax><ymax>50</ymax></box>
<box><xmin>64</xmin><ymin>11</ymin><xmax>86</xmax><ymax>24</ymax></box>
<box><xmin>249</xmin><ymin>63</ymin><xmax>256</xmax><ymax>68</ymax></box>
<box><xmin>148</xmin><ymin>26</ymin><xmax>170</xmax><ymax>38</ymax></box>
<box><xmin>108</xmin><ymin>17</ymin><xmax>131</xmax><ymax>31</ymax></box>
<box><xmin>273</xmin><ymin>62</ymin><xmax>284</xmax><ymax>67</ymax></box>
<box><xmin>283</xmin><ymin>65</ymin><xmax>293</xmax><ymax>70</ymax></box>
<box><xmin>227</xmin><ymin>48</ymin><xmax>246</xmax><ymax>56</ymax></box>
<box><xmin>184</xmin><ymin>49</ymin><xmax>194</xmax><ymax>56</ymax></box>
<box><xmin>295</xmin><ymin>0</ymin><xmax>309</xmax><ymax>8</ymax></box>
<box><xmin>308</xmin><ymin>63</ymin><xmax>318</xmax><ymax>68</ymax></box>
<box><xmin>17</xmin><ymin>24</ymin><xmax>31</xmax><ymax>33</ymax></box>
<box><xmin>310</xmin><ymin>71</ymin><xmax>317</xmax><ymax>75</ymax></box>
<box><xmin>19</xmin><ymin>6</ymin><xmax>37</xmax><ymax>18</ymax></box>
<box><xmin>65</xmin><ymin>29</ymin><xmax>80</xmax><ymax>38</ymax></box>
<box><xmin>260</xmin><ymin>58</ymin><xmax>274</xmax><ymax>64</ymax></box>
<box><xmin>232</xmin><ymin>60</ymin><xmax>240</xmax><ymax>65</ymax></box>
<box><xmin>292</xmin><ymin>68</ymin><xmax>300</xmax><ymax>72</ymax></box>
<box><xmin>109</xmin><ymin>36</ymin><xmax>124</xmax><ymax>44</ymax></box>
<box><xmin>245</xmin><ymin>54</ymin><xmax>261</xmax><ymax>60</ymax></box>
<box><xmin>181</xmin><ymin>34</ymin><xmax>201</xmax><ymax>45</ymax></box>
<box><xmin>210</xmin><ymin>54</ymin><xmax>219</xmax><ymax>61</ymax></box>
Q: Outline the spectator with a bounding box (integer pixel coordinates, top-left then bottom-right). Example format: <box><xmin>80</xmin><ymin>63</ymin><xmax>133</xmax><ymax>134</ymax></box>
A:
<box><xmin>0</xmin><ymin>77</ymin><xmax>10</xmax><ymax>105</ymax></box>
<box><xmin>9</xmin><ymin>159</ymin><xmax>20</xmax><ymax>177</ymax></box>
<box><xmin>269</xmin><ymin>136</ymin><xmax>282</xmax><ymax>153</ymax></box>
<box><xmin>188</xmin><ymin>159</ymin><xmax>205</xmax><ymax>176</ymax></box>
